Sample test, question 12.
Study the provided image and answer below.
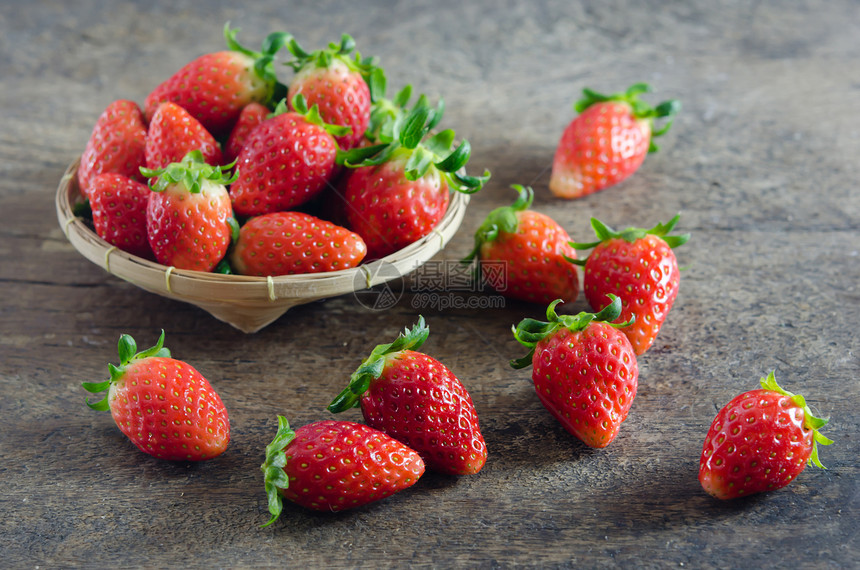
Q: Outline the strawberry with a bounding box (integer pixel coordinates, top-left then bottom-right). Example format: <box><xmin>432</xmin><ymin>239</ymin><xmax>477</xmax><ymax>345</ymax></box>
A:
<box><xmin>339</xmin><ymin>97</ymin><xmax>490</xmax><ymax>258</ymax></box>
<box><xmin>229</xmin><ymin>96</ymin><xmax>349</xmax><ymax>217</ymax></box>
<box><xmin>261</xmin><ymin>417</ymin><xmax>424</xmax><ymax>524</ymax></box>
<box><xmin>145</xmin><ymin>102</ymin><xmax>223</xmax><ymax>170</ymax></box>
<box><xmin>77</xmin><ymin>99</ymin><xmax>147</xmax><ymax>199</ymax></box>
<box><xmin>82</xmin><ymin>331</ymin><xmax>230</xmax><ymax>461</ymax></box>
<box><xmin>223</xmin><ymin>102</ymin><xmax>269</xmax><ymax>163</ymax></box>
<box><xmin>88</xmin><ymin>173</ymin><xmax>153</xmax><ymax>259</ymax></box>
<box><xmin>699</xmin><ymin>372</ymin><xmax>833</xmax><ymax>500</ymax></box>
<box><xmin>511</xmin><ymin>296</ymin><xmax>638</xmax><ymax>448</ymax></box>
<box><xmin>549</xmin><ymin>83</ymin><xmax>680</xmax><ymax>199</ymax></box>
<box><xmin>570</xmin><ymin>215</ymin><xmax>689</xmax><ymax>355</ymax></box>
<box><xmin>141</xmin><ymin>150</ymin><xmax>238</xmax><ymax>271</ymax></box>
<box><xmin>462</xmin><ymin>184</ymin><xmax>579</xmax><ymax>305</ymax></box>
<box><xmin>328</xmin><ymin>317</ymin><xmax>487</xmax><ymax>475</ymax></box>
<box><xmin>144</xmin><ymin>25</ymin><xmax>289</xmax><ymax>137</ymax></box>
<box><xmin>230</xmin><ymin>211</ymin><xmax>367</xmax><ymax>276</ymax></box>
<box><xmin>286</xmin><ymin>34</ymin><xmax>374</xmax><ymax>150</ymax></box>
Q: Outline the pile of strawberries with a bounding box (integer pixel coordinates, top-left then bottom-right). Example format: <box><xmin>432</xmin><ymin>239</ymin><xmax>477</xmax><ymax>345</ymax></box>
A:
<box><xmin>78</xmin><ymin>25</ymin><xmax>833</xmax><ymax>527</ymax></box>
<box><xmin>77</xmin><ymin>25</ymin><xmax>488</xmax><ymax>276</ymax></box>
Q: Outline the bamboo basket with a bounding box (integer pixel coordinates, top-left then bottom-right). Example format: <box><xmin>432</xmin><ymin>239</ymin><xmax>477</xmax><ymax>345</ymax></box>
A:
<box><xmin>56</xmin><ymin>158</ymin><xmax>470</xmax><ymax>333</ymax></box>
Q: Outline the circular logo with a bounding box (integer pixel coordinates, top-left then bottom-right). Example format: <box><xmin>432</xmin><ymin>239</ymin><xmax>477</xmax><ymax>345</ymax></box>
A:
<box><xmin>352</xmin><ymin>261</ymin><xmax>404</xmax><ymax>311</ymax></box>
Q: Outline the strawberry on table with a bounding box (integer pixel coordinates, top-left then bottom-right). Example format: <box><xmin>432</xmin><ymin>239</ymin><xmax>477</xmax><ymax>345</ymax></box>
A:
<box><xmin>145</xmin><ymin>102</ymin><xmax>223</xmax><ymax>169</ymax></box>
<box><xmin>570</xmin><ymin>215</ymin><xmax>689</xmax><ymax>355</ymax></box>
<box><xmin>339</xmin><ymin>97</ymin><xmax>490</xmax><ymax>259</ymax></box>
<box><xmin>230</xmin><ymin>211</ymin><xmax>367</xmax><ymax>276</ymax></box>
<box><xmin>511</xmin><ymin>296</ymin><xmax>638</xmax><ymax>449</ymax></box>
<box><xmin>699</xmin><ymin>372</ymin><xmax>833</xmax><ymax>500</ymax></box>
<box><xmin>141</xmin><ymin>150</ymin><xmax>238</xmax><ymax>271</ymax></box>
<box><xmin>78</xmin><ymin>99</ymin><xmax>147</xmax><ymax>199</ymax></box>
<box><xmin>82</xmin><ymin>331</ymin><xmax>230</xmax><ymax>461</ymax></box>
<box><xmin>286</xmin><ymin>33</ymin><xmax>375</xmax><ymax>151</ymax></box>
<box><xmin>144</xmin><ymin>24</ymin><xmax>290</xmax><ymax>137</ymax></box>
<box><xmin>462</xmin><ymin>184</ymin><xmax>579</xmax><ymax>305</ymax></box>
<box><xmin>328</xmin><ymin>316</ymin><xmax>487</xmax><ymax>475</ymax></box>
<box><xmin>229</xmin><ymin>96</ymin><xmax>349</xmax><ymax>217</ymax></box>
<box><xmin>261</xmin><ymin>417</ymin><xmax>425</xmax><ymax>524</ymax></box>
<box><xmin>549</xmin><ymin>83</ymin><xmax>680</xmax><ymax>199</ymax></box>
<box><xmin>88</xmin><ymin>173</ymin><xmax>153</xmax><ymax>259</ymax></box>
<box><xmin>223</xmin><ymin>102</ymin><xmax>269</xmax><ymax>163</ymax></box>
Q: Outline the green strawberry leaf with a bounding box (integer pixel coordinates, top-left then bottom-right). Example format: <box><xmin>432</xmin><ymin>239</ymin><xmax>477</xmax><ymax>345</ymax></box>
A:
<box><xmin>328</xmin><ymin>317</ymin><xmax>430</xmax><ymax>413</ymax></box>
<box><xmin>569</xmin><ymin>214</ymin><xmax>691</xmax><ymax>266</ymax></box>
<box><xmin>141</xmin><ymin>151</ymin><xmax>238</xmax><ymax>194</ymax></box>
<box><xmin>462</xmin><ymin>185</ymin><xmax>534</xmax><ymax>264</ymax></box>
<box><xmin>260</xmin><ymin>415</ymin><xmax>297</xmax><ymax>528</ymax></box>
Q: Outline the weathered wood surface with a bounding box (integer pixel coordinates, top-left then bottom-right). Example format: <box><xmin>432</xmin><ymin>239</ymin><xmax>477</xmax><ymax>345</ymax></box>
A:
<box><xmin>1</xmin><ymin>1</ymin><xmax>858</xmax><ymax>567</ymax></box>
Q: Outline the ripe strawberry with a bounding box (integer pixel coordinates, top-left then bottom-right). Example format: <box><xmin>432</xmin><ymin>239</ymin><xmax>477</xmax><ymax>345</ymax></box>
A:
<box><xmin>82</xmin><ymin>331</ymin><xmax>230</xmax><ymax>461</ymax></box>
<box><xmin>699</xmin><ymin>372</ymin><xmax>833</xmax><ymax>500</ymax></box>
<box><xmin>223</xmin><ymin>102</ymin><xmax>269</xmax><ymax>163</ymax></box>
<box><xmin>261</xmin><ymin>417</ymin><xmax>424</xmax><ymax>524</ymax></box>
<box><xmin>144</xmin><ymin>25</ymin><xmax>289</xmax><ymax>136</ymax></box>
<box><xmin>570</xmin><ymin>215</ymin><xmax>690</xmax><ymax>355</ymax></box>
<box><xmin>286</xmin><ymin>34</ymin><xmax>374</xmax><ymax>150</ymax></box>
<box><xmin>230</xmin><ymin>211</ymin><xmax>367</xmax><ymax>276</ymax></box>
<box><xmin>229</xmin><ymin>96</ymin><xmax>349</xmax><ymax>217</ymax></box>
<box><xmin>549</xmin><ymin>83</ymin><xmax>680</xmax><ymax>199</ymax></box>
<box><xmin>141</xmin><ymin>150</ymin><xmax>238</xmax><ymax>271</ymax></box>
<box><xmin>88</xmin><ymin>173</ymin><xmax>153</xmax><ymax>259</ymax></box>
<box><xmin>340</xmin><ymin>97</ymin><xmax>490</xmax><ymax>258</ymax></box>
<box><xmin>462</xmin><ymin>184</ymin><xmax>579</xmax><ymax>305</ymax></box>
<box><xmin>78</xmin><ymin>99</ymin><xmax>147</xmax><ymax>199</ymax></box>
<box><xmin>511</xmin><ymin>296</ymin><xmax>638</xmax><ymax>448</ymax></box>
<box><xmin>145</xmin><ymin>102</ymin><xmax>223</xmax><ymax>170</ymax></box>
<box><xmin>328</xmin><ymin>316</ymin><xmax>487</xmax><ymax>475</ymax></box>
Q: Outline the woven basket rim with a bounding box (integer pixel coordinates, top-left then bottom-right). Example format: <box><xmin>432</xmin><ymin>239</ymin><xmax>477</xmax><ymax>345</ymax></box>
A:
<box><xmin>56</xmin><ymin>157</ymin><xmax>470</xmax><ymax>308</ymax></box>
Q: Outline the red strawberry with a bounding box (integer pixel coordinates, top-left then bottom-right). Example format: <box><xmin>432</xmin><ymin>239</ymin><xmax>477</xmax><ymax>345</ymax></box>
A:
<box><xmin>511</xmin><ymin>296</ymin><xmax>638</xmax><ymax>448</ymax></box>
<box><xmin>145</xmin><ymin>102</ymin><xmax>223</xmax><ymax>170</ymax></box>
<box><xmin>223</xmin><ymin>102</ymin><xmax>269</xmax><ymax>163</ymax></box>
<box><xmin>144</xmin><ymin>25</ymin><xmax>289</xmax><ymax>136</ymax></box>
<box><xmin>571</xmin><ymin>215</ymin><xmax>689</xmax><ymax>355</ymax></box>
<box><xmin>549</xmin><ymin>83</ymin><xmax>680</xmax><ymax>199</ymax></box>
<box><xmin>261</xmin><ymin>417</ymin><xmax>424</xmax><ymax>524</ymax></box>
<box><xmin>83</xmin><ymin>331</ymin><xmax>230</xmax><ymax>461</ymax></box>
<box><xmin>340</xmin><ymin>97</ymin><xmax>490</xmax><ymax>258</ymax></box>
<box><xmin>88</xmin><ymin>173</ymin><xmax>153</xmax><ymax>259</ymax></box>
<box><xmin>78</xmin><ymin>99</ymin><xmax>147</xmax><ymax>199</ymax></box>
<box><xmin>328</xmin><ymin>317</ymin><xmax>487</xmax><ymax>475</ymax></box>
<box><xmin>462</xmin><ymin>184</ymin><xmax>579</xmax><ymax>305</ymax></box>
<box><xmin>230</xmin><ymin>96</ymin><xmax>348</xmax><ymax>217</ymax></box>
<box><xmin>699</xmin><ymin>372</ymin><xmax>833</xmax><ymax>500</ymax></box>
<box><xmin>230</xmin><ymin>211</ymin><xmax>367</xmax><ymax>276</ymax></box>
<box><xmin>141</xmin><ymin>150</ymin><xmax>237</xmax><ymax>271</ymax></box>
<box><xmin>286</xmin><ymin>34</ymin><xmax>374</xmax><ymax>150</ymax></box>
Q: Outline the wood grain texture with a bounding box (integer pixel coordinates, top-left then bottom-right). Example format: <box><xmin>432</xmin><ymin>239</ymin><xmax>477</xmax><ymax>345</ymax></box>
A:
<box><xmin>1</xmin><ymin>0</ymin><xmax>858</xmax><ymax>567</ymax></box>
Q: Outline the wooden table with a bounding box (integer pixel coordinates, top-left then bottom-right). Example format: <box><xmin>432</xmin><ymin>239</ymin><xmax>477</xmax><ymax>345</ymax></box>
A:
<box><xmin>3</xmin><ymin>1</ymin><xmax>858</xmax><ymax>567</ymax></box>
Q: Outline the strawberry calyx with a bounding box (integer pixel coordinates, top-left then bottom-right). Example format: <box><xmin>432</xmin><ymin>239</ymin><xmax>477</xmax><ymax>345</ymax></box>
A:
<box><xmin>574</xmin><ymin>83</ymin><xmax>681</xmax><ymax>152</ymax></box>
<box><xmin>338</xmin><ymin>97</ymin><xmax>490</xmax><ymax>194</ymax></box>
<box><xmin>82</xmin><ymin>330</ymin><xmax>171</xmax><ymax>411</ymax></box>
<box><xmin>510</xmin><ymin>295</ymin><xmax>631</xmax><ymax>369</ymax></box>
<box><xmin>223</xmin><ymin>23</ymin><xmax>291</xmax><ymax>104</ymax></box>
<box><xmin>140</xmin><ymin>150</ymin><xmax>238</xmax><ymax>194</ymax></box>
<box><xmin>461</xmin><ymin>184</ymin><xmax>534</xmax><ymax>264</ymax></box>
<box><xmin>275</xmin><ymin>94</ymin><xmax>353</xmax><ymax>139</ymax></box>
<box><xmin>285</xmin><ymin>33</ymin><xmax>377</xmax><ymax>78</ymax></box>
<box><xmin>365</xmin><ymin>67</ymin><xmax>415</xmax><ymax>143</ymax></box>
<box><xmin>327</xmin><ymin>316</ymin><xmax>431</xmax><ymax>413</ymax></box>
<box><xmin>260</xmin><ymin>415</ymin><xmax>297</xmax><ymax>528</ymax></box>
<box><xmin>759</xmin><ymin>371</ymin><xmax>834</xmax><ymax>469</ymax></box>
<box><xmin>568</xmin><ymin>214</ymin><xmax>690</xmax><ymax>266</ymax></box>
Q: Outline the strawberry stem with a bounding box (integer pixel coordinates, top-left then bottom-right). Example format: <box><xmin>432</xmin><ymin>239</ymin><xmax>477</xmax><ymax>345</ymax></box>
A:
<box><xmin>223</xmin><ymin>23</ymin><xmax>291</xmax><ymax>106</ymax></box>
<box><xmin>568</xmin><ymin>214</ymin><xmax>690</xmax><ymax>266</ymax></box>
<box><xmin>260</xmin><ymin>415</ymin><xmax>296</xmax><ymax>528</ymax></box>
<box><xmin>461</xmin><ymin>185</ymin><xmax>534</xmax><ymax>264</ymax></box>
<box><xmin>759</xmin><ymin>371</ymin><xmax>833</xmax><ymax>469</ymax></box>
<box><xmin>82</xmin><ymin>331</ymin><xmax>171</xmax><ymax>411</ymax></box>
<box><xmin>328</xmin><ymin>317</ymin><xmax>430</xmax><ymax>413</ymax></box>
<box><xmin>510</xmin><ymin>296</ymin><xmax>632</xmax><ymax>369</ymax></box>
<box><xmin>140</xmin><ymin>151</ymin><xmax>238</xmax><ymax>193</ymax></box>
